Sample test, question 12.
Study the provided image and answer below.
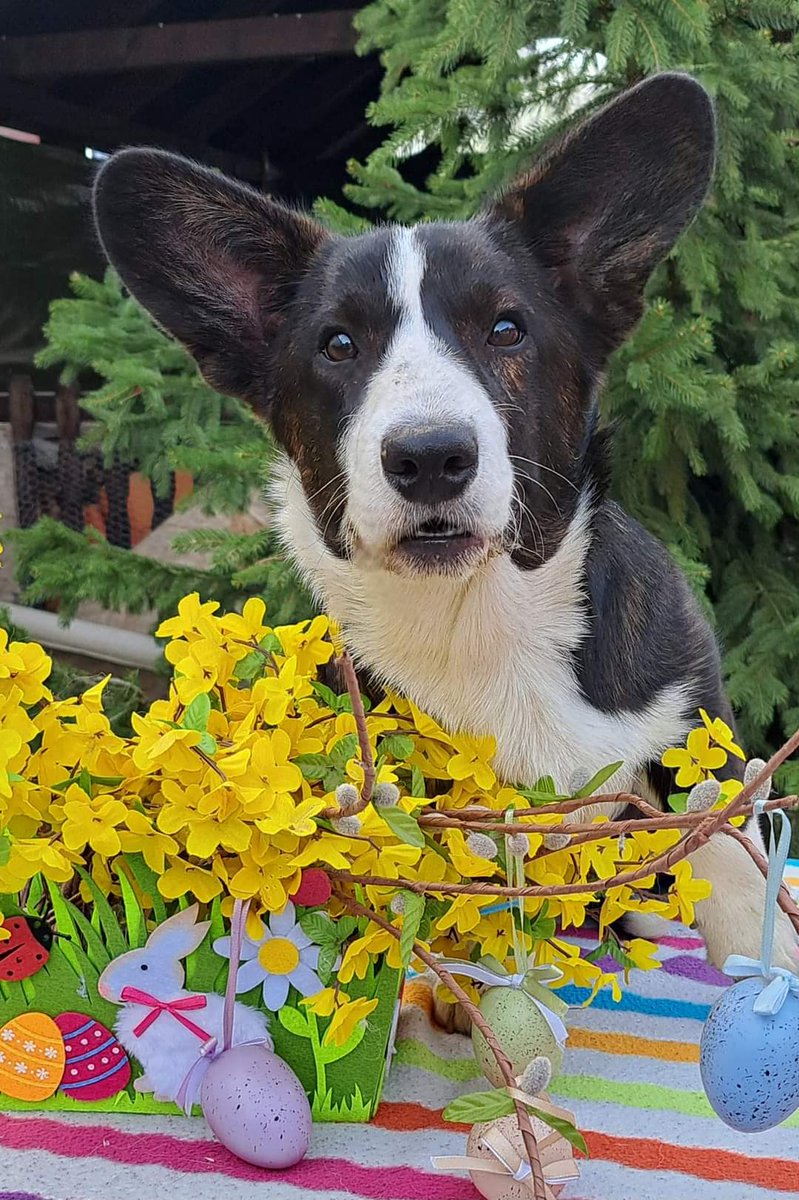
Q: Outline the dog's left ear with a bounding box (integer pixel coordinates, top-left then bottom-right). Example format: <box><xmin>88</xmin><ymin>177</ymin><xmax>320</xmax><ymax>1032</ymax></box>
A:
<box><xmin>491</xmin><ymin>73</ymin><xmax>715</xmax><ymax>354</ymax></box>
<box><xmin>93</xmin><ymin>148</ymin><xmax>329</xmax><ymax>404</ymax></box>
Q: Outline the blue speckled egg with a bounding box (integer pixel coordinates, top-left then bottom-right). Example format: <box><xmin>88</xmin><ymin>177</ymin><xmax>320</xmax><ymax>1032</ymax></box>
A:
<box><xmin>700</xmin><ymin>976</ymin><xmax>799</xmax><ymax>1132</ymax></box>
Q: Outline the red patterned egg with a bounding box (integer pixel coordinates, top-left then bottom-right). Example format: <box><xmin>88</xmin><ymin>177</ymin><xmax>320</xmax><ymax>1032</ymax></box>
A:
<box><xmin>55</xmin><ymin>1012</ymin><xmax>131</xmax><ymax>1101</ymax></box>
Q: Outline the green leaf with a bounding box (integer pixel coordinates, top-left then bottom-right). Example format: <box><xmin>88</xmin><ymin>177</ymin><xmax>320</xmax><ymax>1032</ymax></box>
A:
<box><xmin>113</xmin><ymin>864</ymin><xmax>146</xmax><ymax>949</ymax></box>
<box><xmin>334</xmin><ymin>691</ymin><xmax>372</xmax><ymax>715</ymax></box>
<box><xmin>528</xmin><ymin>1105</ymin><xmax>589</xmax><ymax>1157</ymax></box>
<box><xmin>183</xmin><ymin>693</ymin><xmax>211</xmax><ymax>733</ymax></box>
<box><xmin>299</xmin><ymin>911</ymin><xmax>338</xmax><ymax>945</ymax></box>
<box><xmin>606</xmin><ymin>940</ymin><xmax>636</xmax><ymax>971</ymax></box>
<box><xmin>74</xmin><ymin>866</ymin><xmax>127</xmax><ymax>959</ymax></box>
<box><xmin>46</xmin><ymin>878</ymin><xmax>110</xmax><ymax>973</ymax></box>
<box><xmin>198</xmin><ymin>731</ymin><xmax>217</xmax><ymax>755</ymax></box>
<box><xmin>528</xmin><ymin>904</ymin><xmax>556</xmax><ymax>940</ymax></box>
<box><xmin>0</xmin><ymin>830</ymin><xmax>10</xmax><ymax>867</ymax></box>
<box><xmin>295</xmin><ymin>753</ymin><xmax>331</xmax><ymax>781</ymax></box>
<box><xmin>278</xmin><ymin>1005</ymin><xmax>311</xmax><ymax>1038</ymax></box>
<box><xmin>124</xmin><ymin>852</ymin><xmax>167</xmax><ymax>923</ymax></box>
<box><xmin>330</xmin><ymin>733</ymin><xmax>359</xmax><ymax>769</ymax></box>
<box><xmin>443</xmin><ymin>1088</ymin><xmax>515</xmax><ymax>1123</ymax></box>
<box><xmin>410</xmin><ymin>764</ymin><xmax>426</xmax><ymax>798</ymax></box>
<box><xmin>584</xmin><ymin>939</ymin><xmax>613</xmax><ymax>965</ymax></box>
<box><xmin>260</xmin><ymin>632</ymin><xmax>283</xmax><ymax>655</ymax></box>
<box><xmin>378</xmin><ymin>805</ymin><xmax>425</xmax><ymax>848</ymax></box>
<box><xmin>572</xmin><ymin>761</ymin><xmax>624</xmax><ymax>798</ymax></box>
<box><xmin>311</xmin><ymin>681</ymin><xmax>339</xmax><ymax>710</ymax></box>
<box><xmin>233</xmin><ymin>650</ymin><xmax>266</xmax><ymax>681</ymax></box>
<box><xmin>667</xmin><ymin>791</ymin><xmax>689</xmax><ymax>813</ymax></box>
<box><xmin>379</xmin><ymin>733</ymin><xmax>414</xmax><ymax>760</ymax></box>
<box><xmin>323</xmin><ymin>766</ymin><xmax>346</xmax><ymax>791</ymax></box>
<box><xmin>516</xmin><ymin>775</ymin><xmax>569</xmax><ymax>805</ymax></box>
<box><xmin>335</xmin><ymin>916</ymin><xmax>358</xmax><ymax>941</ymax></box>
<box><xmin>318</xmin><ymin>942</ymin><xmax>339</xmax><ymax>985</ymax></box>
<box><xmin>399</xmin><ymin>892</ymin><xmax>425</xmax><ymax>968</ymax></box>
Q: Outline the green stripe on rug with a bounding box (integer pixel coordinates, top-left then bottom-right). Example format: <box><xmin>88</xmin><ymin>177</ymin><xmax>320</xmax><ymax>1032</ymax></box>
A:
<box><xmin>395</xmin><ymin>1038</ymin><xmax>482</xmax><ymax>1081</ymax></box>
<box><xmin>551</xmin><ymin>1075</ymin><xmax>795</xmax><ymax>1124</ymax></box>
<box><xmin>394</xmin><ymin>1038</ymin><xmax>799</xmax><ymax>1126</ymax></box>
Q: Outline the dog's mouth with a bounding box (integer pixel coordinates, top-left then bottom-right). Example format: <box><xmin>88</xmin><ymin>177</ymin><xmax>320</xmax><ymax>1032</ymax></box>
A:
<box><xmin>391</xmin><ymin>518</ymin><xmax>488</xmax><ymax>571</ymax></box>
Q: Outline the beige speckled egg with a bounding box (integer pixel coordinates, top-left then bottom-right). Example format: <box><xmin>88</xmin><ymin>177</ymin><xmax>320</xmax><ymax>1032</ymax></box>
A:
<box><xmin>466</xmin><ymin>1112</ymin><xmax>572</xmax><ymax>1200</ymax></box>
<box><xmin>472</xmin><ymin>987</ymin><xmax>563</xmax><ymax>1087</ymax></box>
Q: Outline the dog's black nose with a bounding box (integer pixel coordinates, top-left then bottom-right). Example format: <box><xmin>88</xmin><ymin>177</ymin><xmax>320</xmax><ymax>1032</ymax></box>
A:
<box><xmin>381</xmin><ymin>425</ymin><xmax>478</xmax><ymax>504</ymax></box>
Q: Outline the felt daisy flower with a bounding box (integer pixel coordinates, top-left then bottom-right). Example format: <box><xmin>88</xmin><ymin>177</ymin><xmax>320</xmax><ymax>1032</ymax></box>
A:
<box><xmin>213</xmin><ymin>901</ymin><xmax>325</xmax><ymax>1011</ymax></box>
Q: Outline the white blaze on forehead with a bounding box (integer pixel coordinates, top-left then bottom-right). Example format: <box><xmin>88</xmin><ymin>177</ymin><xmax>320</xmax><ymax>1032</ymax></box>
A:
<box><xmin>386</xmin><ymin>226</ymin><xmax>427</xmax><ymax>324</ymax></box>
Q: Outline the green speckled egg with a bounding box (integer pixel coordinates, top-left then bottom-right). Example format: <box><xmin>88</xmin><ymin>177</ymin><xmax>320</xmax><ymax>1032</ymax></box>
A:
<box><xmin>472</xmin><ymin>987</ymin><xmax>564</xmax><ymax>1087</ymax></box>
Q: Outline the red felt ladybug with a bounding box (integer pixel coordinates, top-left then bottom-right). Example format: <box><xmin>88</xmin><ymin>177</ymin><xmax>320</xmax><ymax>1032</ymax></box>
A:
<box><xmin>0</xmin><ymin>915</ymin><xmax>52</xmax><ymax>982</ymax></box>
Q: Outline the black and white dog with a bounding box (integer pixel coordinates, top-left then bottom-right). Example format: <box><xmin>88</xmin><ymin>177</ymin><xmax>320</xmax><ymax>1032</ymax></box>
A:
<box><xmin>92</xmin><ymin>73</ymin><xmax>797</xmax><ymax>971</ymax></box>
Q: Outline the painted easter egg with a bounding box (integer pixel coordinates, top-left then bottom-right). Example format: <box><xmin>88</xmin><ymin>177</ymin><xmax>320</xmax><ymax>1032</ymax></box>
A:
<box><xmin>201</xmin><ymin>1044</ymin><xmax>311</xmax><ymax>1168</ymax></box>
<box><xmin>700</xmin><ymin>976</ymin><xmax>799</xmax><ymax>1132</ymax></box>
<box><xmin>0</xmin><ymin>1012</ymin><xmax>65</xmax><ymax>1101</ymax></box>
<box><xmin>472</xmin><ymin>988</ymin><xmax>564</xmax><ymax>1088</ymax></box>
<box><xmin>55</xmin><ymin>1012</ymin><xmax>131</xmax><ymax>1101</ymax></box>
<box><xmin>467</xmin><ymin>1111</ymin><xmax>576</xmax><ymax>1200</ymax></box>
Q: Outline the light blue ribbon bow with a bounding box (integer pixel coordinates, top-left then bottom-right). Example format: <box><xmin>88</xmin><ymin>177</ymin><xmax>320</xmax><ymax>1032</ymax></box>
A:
<box><xmin>723</xmin><ymin>798</ymin><xmax>799</xmax><ymax>1016</ymax></box>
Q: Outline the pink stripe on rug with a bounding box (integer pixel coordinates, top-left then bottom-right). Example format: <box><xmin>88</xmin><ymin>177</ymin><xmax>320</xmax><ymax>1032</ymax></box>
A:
<box><xmin>656</xmin><ymin>936</ymin><xmax>705</xmax><ymax>949</ymax></box>
<box><xmin>0</xmin><ymin>1116</ymin><xmax>475</xmax><ymax>1200</ymax></box>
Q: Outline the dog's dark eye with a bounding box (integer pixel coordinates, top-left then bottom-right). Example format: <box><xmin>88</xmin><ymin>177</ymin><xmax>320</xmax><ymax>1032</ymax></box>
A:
<box><xmin>488</xmin><ymin>317</ymin><xmax>524</xmax><ymax>347</ymax></box>
<box><xmin>140</xmin><ymin>963</ymin><xmax>149</xmax><ymax>972</ymax></box>
<box><xmin>323</xmin><ymin>332</ymin><xmax>357</xmax><ymax>362</ymax></box>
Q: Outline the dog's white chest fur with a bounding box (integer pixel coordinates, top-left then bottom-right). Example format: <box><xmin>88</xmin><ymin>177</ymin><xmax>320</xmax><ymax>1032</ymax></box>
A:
<box><xmin>276</xmin><ymin>462</ymin><xmax>690</xmax><ymax>795</ymax></box>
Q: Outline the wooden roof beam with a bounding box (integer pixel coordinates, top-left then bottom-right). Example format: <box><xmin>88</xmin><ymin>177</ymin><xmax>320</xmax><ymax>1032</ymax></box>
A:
<box><xmin>0</xmin><ymin>77</ymin><xmax>263</xmax><ymax>181</ymax></box>
<box><xmin>0</xmin><ymin>11</ymin><xmax>358</xmax><ymax>77</ymax></box>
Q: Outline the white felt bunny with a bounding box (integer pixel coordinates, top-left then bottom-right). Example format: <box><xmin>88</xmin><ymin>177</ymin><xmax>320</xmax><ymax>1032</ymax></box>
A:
<box><xmin>98</xmin><ymin>905</ymin><xmax>271</xmax><ymax>1103</ymax></box>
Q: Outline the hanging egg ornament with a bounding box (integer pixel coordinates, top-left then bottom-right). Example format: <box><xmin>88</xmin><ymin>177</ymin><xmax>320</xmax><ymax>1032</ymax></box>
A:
<box><xmin>201</xmin><ymin>1043</ymin><xmax>312</xmax><ymax>1168</ymax></box>
<box><xmin>472</xmin><ymin>987</ymin><xmax>564</xmax><ymax>1088</ymax></box>
<box><xmin>466</xmin><ymin>1110</ymin><xmax>578</xmax><ymax>1200</ymax></box>
<box><xmin>700</xmin><ymin>975</ymin><xmax>799</xmax><ymax>1132</ymax></box>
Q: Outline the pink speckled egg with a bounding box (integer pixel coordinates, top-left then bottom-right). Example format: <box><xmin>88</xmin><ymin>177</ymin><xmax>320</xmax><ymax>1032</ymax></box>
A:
<box><xmin>55</xmin><ymin>1012</ymin><xmax>131</xmax><ymax>1101</ymax></box>
<box><xmin>201</xmin><ymin>1044</ymin><xmax>311</xmax><ymax>1168</ymax></box>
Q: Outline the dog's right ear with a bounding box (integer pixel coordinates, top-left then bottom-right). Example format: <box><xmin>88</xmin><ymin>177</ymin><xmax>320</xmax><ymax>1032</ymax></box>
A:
<box><xmin>93</xmin><ymin>148</ymin><xmax>328</xmax><ymax>404</ymax></box>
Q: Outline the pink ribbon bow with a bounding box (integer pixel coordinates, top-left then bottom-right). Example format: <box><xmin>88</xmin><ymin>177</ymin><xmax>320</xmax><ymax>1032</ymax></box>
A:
<box><xmin>120</xmin><ymin>987</ymin><xmax>212</xmax><ymax>1042</ymax></box>
<box><xmin>174</xmin><ymin>897</ymin><xmax>272</xmax><ymax>1116</ymax></box>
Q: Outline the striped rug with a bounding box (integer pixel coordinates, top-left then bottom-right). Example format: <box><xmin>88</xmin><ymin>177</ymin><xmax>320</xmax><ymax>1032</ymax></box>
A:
<box><xmin>1</xmin><ymin>915</ymin><xmax>798</xmax><ymax>1200</ymax></box>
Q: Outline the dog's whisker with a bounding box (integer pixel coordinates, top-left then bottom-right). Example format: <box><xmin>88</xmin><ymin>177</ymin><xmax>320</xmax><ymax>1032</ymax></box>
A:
<box><xmin>509</xmin><ymin>454</ymin><xmax>580</xmax><ymax>494</ymax></box>
<box><xmin>512</xmin><ymin>465</ymin><xmax>562</xmax><ymax>519</ymax></box>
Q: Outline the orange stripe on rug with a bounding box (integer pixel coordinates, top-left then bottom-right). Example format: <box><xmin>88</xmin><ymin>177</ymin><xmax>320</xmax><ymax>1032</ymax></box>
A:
<box><xmin>376</xmin><ymin>1105</ymin><xmax>798</xmax><ymax>1191</ymax></box>
<box><xmin>567</xmin><ymin>1028</ymin><xmax>699</xmax><ymax>1063</ymax></box>
<box><xmin>585</xmin><ymin>1130</ymin><xmax>799</xmax><ymax>1192</ymax></box>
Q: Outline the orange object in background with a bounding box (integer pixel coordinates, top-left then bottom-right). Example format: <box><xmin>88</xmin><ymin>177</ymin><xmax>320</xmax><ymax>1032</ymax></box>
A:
<box><xmin>83</xmin><ymin>471</ymin><xmax>193</xmax><ymax>545</ymax></box>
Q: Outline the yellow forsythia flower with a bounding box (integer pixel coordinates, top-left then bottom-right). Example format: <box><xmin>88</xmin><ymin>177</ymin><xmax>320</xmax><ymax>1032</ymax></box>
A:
<box><xmin>323</xmin><ymin>996</ymin><xmax>379</xmax><ymax>1047</ymax></box>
